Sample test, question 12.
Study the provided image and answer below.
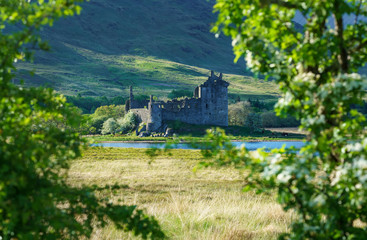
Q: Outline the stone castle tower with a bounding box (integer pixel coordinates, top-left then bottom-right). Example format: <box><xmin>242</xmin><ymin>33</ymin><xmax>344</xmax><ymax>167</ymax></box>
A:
<box><xmin>126</xmin><ymin>71</ymin><xmax>229</xmax><ymax>132</ymax></box>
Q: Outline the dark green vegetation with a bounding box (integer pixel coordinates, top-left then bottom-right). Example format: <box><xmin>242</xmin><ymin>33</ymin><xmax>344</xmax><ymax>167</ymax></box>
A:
<box><xmin>228</xmin><ymin>100</ymin><xmax>300</xmax><ymax>128</ymax></box>
<box><xmin>66</xmin><ymin>95</ymin><xmax>125</xmax><ymax>113</ymax></box>
<box><xmin>88</xmin><ymin>130</ymin><xmax>304</xmax><ymax>143</ymax></box>
<box><xmin>83</xmin><ymin>101</ymin><xmax>304</xmax><ymax>140</ymax></box>
<box><xmin>0</xmin><ymin>1</ymin><xmax>163</xmax><ymax>239</ymax></box>
<box><xmin>209</xmin><ymin>0</ymin><xmax>367</xmax><ymax>239</ymax></box>
<box><xmin>167</xmin><ymin>89</ymin><xmax>193</xmax><ymax>99</ymax></box>
<box><xmin>14</xmin><ymin>0</ymin><xmax>280</xmax><ymax>101</ymax></box>
<box><xmin>165</xmin><ymin>121</ymin><xmax>303</xmax><ymax>139</ymax></box>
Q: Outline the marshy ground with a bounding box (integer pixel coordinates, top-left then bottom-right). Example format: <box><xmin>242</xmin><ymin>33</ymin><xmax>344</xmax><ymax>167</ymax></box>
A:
<box><xmin>68</xmin><ymin>147</ymin><xmax>294</xmax><ymax>239</ymax></box>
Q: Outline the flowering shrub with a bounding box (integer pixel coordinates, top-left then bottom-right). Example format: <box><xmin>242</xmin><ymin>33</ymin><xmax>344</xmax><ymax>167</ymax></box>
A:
<box><xmin>205</xmin><ymin>0</ymin><xmax>367</xmax><ymax>238</ymax></box>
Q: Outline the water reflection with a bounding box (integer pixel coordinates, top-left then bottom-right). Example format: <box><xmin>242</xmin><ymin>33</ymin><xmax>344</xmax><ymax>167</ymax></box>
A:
<box><xmin>92</xmin><ymin>141</ymin><xmax>305</xmax><ymax>151</ymax></box>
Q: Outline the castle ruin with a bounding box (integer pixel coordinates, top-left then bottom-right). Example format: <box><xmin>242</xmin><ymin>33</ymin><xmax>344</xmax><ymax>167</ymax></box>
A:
<box><xmin>125</xmin><ymin>71</ymin><xmax>229</xmax><ymax>133</ymax></box>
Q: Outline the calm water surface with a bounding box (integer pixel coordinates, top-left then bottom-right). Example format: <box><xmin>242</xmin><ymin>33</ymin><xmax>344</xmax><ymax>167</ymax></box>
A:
<box><xmin>93</xmin><ymin>141</ymin><xmax>305</xmax><ymax>151</ymax></box>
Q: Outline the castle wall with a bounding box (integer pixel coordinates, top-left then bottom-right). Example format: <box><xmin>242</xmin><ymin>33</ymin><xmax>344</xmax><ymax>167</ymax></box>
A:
<box><xmin>127</xmin><ymin>71</ymin><xmax>229</xmax><ymax>132</ymax></box>
<box><xmin>198</xmin><ymin>80</ymin><xmax>228</xmax><ymax>126</ymax></box>
<box><xmin>131</xmin><ymin>100</ymin><xmax>149</xmax><ymax>109</ymax></box>
<box><xmin>161</xmin><ymin>98</ymin><xmax>203</xmax><ymax>125</ymax></box>
<box><xmin>147</xmin><ymin>103</ymin><xmax>162</xmax><ymax>132</ymax></box>
<box><xmin>130</xmin><ymin>108</ymin><xmax>150</xmax><ymax>123</ymax></box>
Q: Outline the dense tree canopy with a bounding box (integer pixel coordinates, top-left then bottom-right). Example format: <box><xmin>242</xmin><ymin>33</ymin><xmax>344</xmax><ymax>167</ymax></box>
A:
<box><xmin>0</xmin><ymin>0</ymin><xmax>164</xmax><ymax>239</ymax></box>
<box><xmin>202</xmin><ymin>0</ymin><xmax>367</xmax><ymax>239</ymax></box>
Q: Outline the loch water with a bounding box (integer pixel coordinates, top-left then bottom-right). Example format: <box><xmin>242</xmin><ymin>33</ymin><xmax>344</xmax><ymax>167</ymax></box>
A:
<box><xmin>93</xmin><ymin>141</ymin><xmax>305</xmax><ymax>151</ymax></box>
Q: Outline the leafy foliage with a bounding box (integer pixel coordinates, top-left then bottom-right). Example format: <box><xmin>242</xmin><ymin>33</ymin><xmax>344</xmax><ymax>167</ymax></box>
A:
<box><xmin>101</xmin><ymin>112</ymin><xmax>138</xmax><ymax>135</ymax></box>
<box><xmin>94</xmin><ymin>104</ymin><xmax>125</xmax><ymax>119</ymax></box>
<box><xmin>0</xmin><ymin>1</ymin><xmax>164</xmax><ymax>239</ymax></box>
<box><xmin>66</xmin><ymin>95</ymin><xmax>126</xmax><ymax>114</ymax></box>
<box><xmin>87</xmin><ymin>104</ymin><xmax>125</xmax><ymax>134</ymax></box>
<box><xmin>167</xmin><ymin>89</ymin><xmax>193</xmax><ymax>99</ymax></box>
<box><xmin>117</xmin><ymin>111</ymin><xmax>139</xmax><ymax>134</ymax></box>
<box><xmin>261</xmin><ymin>111</ymin><xmax>299</xmax><ymax>128</ymax></box>
<box><xmin>101</xmin><ymin>118</ymin><xmax>119</xmax><ymax>135</ymax></box>
<box><xmin>244</xmin><ymin>112</ymin><xmax>262</xmax><ymax>130</ymax></box>
<box><xmin>207</xmin><ymin>0</ymin><xmax>367</xmax><ymax>239</ymax></box>
<box><xmin>228</xmin><ymin>101</ymin><xmax>251</xmax><ymax>126</ymax></box>
<box><xmin>228</xmin><ymin>101</ymin><xmax>298</xmax><ymax>128</ymax></box>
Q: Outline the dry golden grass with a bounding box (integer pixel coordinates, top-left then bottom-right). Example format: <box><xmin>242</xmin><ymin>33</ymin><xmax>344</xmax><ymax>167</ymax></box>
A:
<box><xmin>67</xmin><ymin>147</ymin><xmax>294</xmax><ymax>240</ymax></box>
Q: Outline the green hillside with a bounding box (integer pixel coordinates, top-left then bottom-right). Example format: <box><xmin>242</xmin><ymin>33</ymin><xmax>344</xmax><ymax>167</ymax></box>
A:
<box><xmin>15</xmin><ymin>0</ymin><xmax>280</xmax><ymax>100</ymax></box>
<box><xmin>17</xmin><ymin>44</ymin><xmax>279</xmax><ymax>100</ymax></box>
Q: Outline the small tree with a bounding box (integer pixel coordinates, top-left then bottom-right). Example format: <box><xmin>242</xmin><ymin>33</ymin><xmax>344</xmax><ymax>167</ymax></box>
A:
<box><xmin>87</xmin><ymin>104</ymin><xmax>126</xmax><ymax>134</ymax></box>
<box><xmin>0</xmin><ymin>1</ymin><xmax>164</xmax><ymax>239</ymax></box>
<box><xmin>261</xmin><ymin>111</ymin><xmax>299</xmax><ymax>128</ymax></box>
<box><xmin>203</xmin><ymin>0</ymin><xmax>367</xmax><ymax>239</ymax></box>
<box><xmin>101</xmin><ymin>118</ymin><xmax>119</xmax><ymax>135</ymax></box>
<box><xmin>117</xmin><ymin>112</ymin><xmax>138</xmax><ymax>134</ymax></box>
<box><xmin>244</xmin><ymin>112</ymin><xmax>262</xmax><ymax>130</ymax></box>
<box><xmin>167</xmin><ymin>89</ymin><xmax>193</xmax><ymax>99</ymax></box>
<box><xmin>228</xmin><ymin>101</ymin><xmax>251</xmax><ymax>126</ymax></box>
<box><xmin>94</xmin><ymin>104</ymin><xmax>125</xmax><ymax>119</ymax></box>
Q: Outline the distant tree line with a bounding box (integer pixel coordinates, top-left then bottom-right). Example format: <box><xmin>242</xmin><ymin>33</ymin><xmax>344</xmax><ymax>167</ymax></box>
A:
<box><xmin>71</xmin><ymin>93</ymin><xmax>367</xmax><ymax>132</ymax></box>
<box><xmin>66</xmin><ymin>95</ymin><xmax>125</xmax><ymax>114</ymax></box>
<box><xmin>229</xmin><ymin>98</ymin><xmax>367</xmax><ymax>129</ymax></box>
<box><xmin>228</xmin><ymin>98</ymin><xmax>299</xmax><ymax>129</ymax></box>
<box><xmin>66</xmin><ymin>94</ymin><xmax>150</xmax><ymax>114</ymax></box>
<box><xmin>67</xmin><ymin>89</ymin><xmax>196</xmax><ymax>114</ymax></box>
<box><xmin>167</xmin><ymin>89</ymin><xmax>193</xmax><ymax>99</ymax></box>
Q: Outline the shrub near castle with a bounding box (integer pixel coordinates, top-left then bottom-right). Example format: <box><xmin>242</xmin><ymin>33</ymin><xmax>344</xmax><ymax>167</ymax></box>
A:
<box><xmin>101</xmin><ymin>112</ymin><xmax>138</xmax><ymax>135</ymax></box>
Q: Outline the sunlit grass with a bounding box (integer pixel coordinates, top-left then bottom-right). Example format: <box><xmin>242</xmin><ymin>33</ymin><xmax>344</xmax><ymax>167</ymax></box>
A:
<box><xmin>68</xmin><ymin>148</ymin><xmax>295</xmax><ymax>239</ymax></box>
<box><xmin>17</xmin><ymin>43</ymin><xmax>280</xmax><ymax>101</ymax></box>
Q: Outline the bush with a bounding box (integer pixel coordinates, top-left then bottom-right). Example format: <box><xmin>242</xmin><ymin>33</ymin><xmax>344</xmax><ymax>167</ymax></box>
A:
<box><xmin>244</xmin><ymin>113</ymin><xmax>261</xmax><ymax>130</ymax></box>
<box><xmin>66</xmin><ymin>96</ymin><xmax>126</xmax><ymax>114</ymax></box>
<box><xmin>228</xmin><ymin>101</ymin><xmax>251</xmax><ymax>126</ymax></box>
<box><xmin>94</xmin><ymin>104</ymin><xmax>125</xmax><ymax>119</ymax></box>
<box><xmin>86</xmin><ymin>105</ymin><xmax>125</xmax><ymax>134</ymax></box>
<box><xmin>88</xmin><ymin>115</ymin><xmax>109</xmax><ymax>133</ymax></box>
<box><xmin>117</xmin><ymin>112</ymin><xmax>138</xmax><ymax>134</ymax></box>
<box><xmin>168</xmin><ymin>89</ymin><xmax>193</xmax><ymax>99</ymax></box>
<box><xmin>101</xmin><ymin>118</ymin><xmax>118</xmax><ymax>135</ymax></box>
<box><xmin>169</xmin><ymin>120</ymin><xmax>184</xmax><ymax>130</ymax></box>
<box><xmin>261</xmin><ymin>111</ymin><xmax>299</xmax><ymax>128</ymax></box>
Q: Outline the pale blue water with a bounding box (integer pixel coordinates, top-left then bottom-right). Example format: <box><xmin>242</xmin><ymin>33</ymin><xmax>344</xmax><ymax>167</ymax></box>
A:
<box><xmin>92</xmin><ymin>141</ymin><xmax>305</xmax><ymax>151</ymax></box>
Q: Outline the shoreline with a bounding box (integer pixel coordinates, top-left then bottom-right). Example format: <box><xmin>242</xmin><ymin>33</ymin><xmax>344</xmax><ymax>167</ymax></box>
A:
<box><xmin>94</xmin><ymin>138</ymin><xmax>305</xmax><ymax>144</ymax></box>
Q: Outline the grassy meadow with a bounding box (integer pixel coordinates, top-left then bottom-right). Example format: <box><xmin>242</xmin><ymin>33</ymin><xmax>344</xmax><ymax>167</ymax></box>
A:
<box><xmin>68</xmin><ymin>147</ymin><xmax>295</xmax><ymax>239</ymax></box>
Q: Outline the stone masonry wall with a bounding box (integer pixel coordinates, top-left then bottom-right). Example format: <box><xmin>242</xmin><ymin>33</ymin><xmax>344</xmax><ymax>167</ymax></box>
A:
<box><xmin>160</xmin><ymin>98</ymin><xmax>203</xmax><ymax>124</ymax></box>
<box><xmin>128</xmin><ymin>71</ymin><xmax>229</xmax><ymax>132</ymax></box>
<box><xmin>130</xmin><ymin>108</ymin><xmax>150</xmax><ymax>123</ymax></box>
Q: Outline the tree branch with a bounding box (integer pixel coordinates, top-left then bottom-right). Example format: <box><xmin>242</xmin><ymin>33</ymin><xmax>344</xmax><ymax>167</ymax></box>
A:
<box><xmin>354</xmin><ymin>0</ymin><xmax>362</xmax><ymax>26</ymax></box>
<box><xmin>333</xmin><ymin>1</ymin><xmax>349</xmax><ymax>73</ymax></box>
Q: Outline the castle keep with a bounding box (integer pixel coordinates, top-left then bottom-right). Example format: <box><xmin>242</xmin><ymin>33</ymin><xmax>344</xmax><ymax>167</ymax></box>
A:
<box><xmin>126</xmin><ymin>71</ymin><xmax>229</xmax><ymax>132</ymax></box>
